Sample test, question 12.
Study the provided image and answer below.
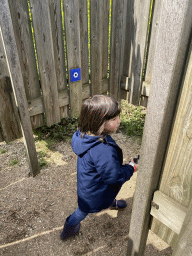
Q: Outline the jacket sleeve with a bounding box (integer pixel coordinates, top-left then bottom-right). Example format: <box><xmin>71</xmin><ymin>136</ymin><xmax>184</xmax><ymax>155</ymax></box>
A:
<box><xmin>90</xmin><ymin>143</ymin><xmax>134</xmax><ymax>185</ymax></box>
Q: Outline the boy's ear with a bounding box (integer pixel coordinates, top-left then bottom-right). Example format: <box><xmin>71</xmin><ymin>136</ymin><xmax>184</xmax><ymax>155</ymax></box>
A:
<box><xmin>97</xmin><ymin>122</ymin><xmax>105</xmax><ymax>135</ymax></box>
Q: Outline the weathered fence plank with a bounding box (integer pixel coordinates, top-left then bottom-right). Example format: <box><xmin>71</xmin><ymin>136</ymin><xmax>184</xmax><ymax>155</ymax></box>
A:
<box><xmin>30</xmin><ymin>0</ymin><xmax>60</xmax><ymax>126</ymax></box>
<box><xmin>90</xmin><ymin>0</ymin><xmax>103</xmax><ymax>95</ymax></box>
<box><xmin>102</xmin><ymin>0</ymin><xmax>110</xmax><ymax>79</ymax></box>
<box><xmin>109</xmin><ymin>0</ymin><xmax>127</xmax><ymax>102</ymax></box>
<box><xmin>0</xmin><ymin>0</ymin><xmax>39</xmax><ymax>176</ymax></box>
<box><xmin>151</xmin><ymin>36</ymin><xmax>192</xmax><ymax>248</ymax></box>
<box><xmin>79</xmin><ymin>0</ymin><xmax>89</xmax><ymax>85</ymax></box>
<box><xmin>123</xmin><ymin>0</ymin><xmax>151</xmax><ymax>105</ymax></box>
<box><xmin>28</xmin><ymin>79</ymin><xmax>108</xmax><ymax>117</ymax></box>
<box><xmin>0</xmin><ymin>34</ymin><xmax>22</xmax><ymax>142</ymax></box>
<box><xmin>0</xmin><ymin>76</ymin><xmax>22</xmax><ymax>142</ymax></box>
<box><xmin>63</xmin><ymin>0</ymin><xmax>82</xmax><ymax>117</ymax></box>
<box><xmin>127</xmin><ymin>0</ymin><xmax>192</xmax><ymax>255</ymax></box>
<box><xmin>8</xmin><ymin>0</ymin><xmax>44</xmax><ymax>129</ymax></box>
<box><xmin>49</xmin><ymin>0</ymin><xmax>68</xmax><ymax>119</ymax></box>
<box><xmin>140</xmin><ymin>0</ymin><xmax>162</xmax><ymax>107</ymax></box>
<box><xmin>0</xmin><ymin>125</ymin><xmax>3</xmax><ymax>142</ymax></box>
<box><xmin>49</xmin><ymin>0</ymin><xmax>67</xmax><ymax>91</ymax></box>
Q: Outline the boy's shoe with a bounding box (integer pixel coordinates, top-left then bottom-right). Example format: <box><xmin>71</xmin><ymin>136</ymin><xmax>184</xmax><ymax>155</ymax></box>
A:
<box><xmin>110</xmin><ymin>199</ymin><xmax>127</xmax><ymax>209</ymax></box>
<box><xmin>60</xmin><ymin>217</ymin><xmax>81</xmax><ymax>240</ymax></box>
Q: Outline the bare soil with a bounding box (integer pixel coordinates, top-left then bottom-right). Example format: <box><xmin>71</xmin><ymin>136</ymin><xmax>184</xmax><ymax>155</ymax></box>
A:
<box><xmin>0</xmin><ymin>131</ymin><xmax>173</xmax><ymax>255</ymax></box>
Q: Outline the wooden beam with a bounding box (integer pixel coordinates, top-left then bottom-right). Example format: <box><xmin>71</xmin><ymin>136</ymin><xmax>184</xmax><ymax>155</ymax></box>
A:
<box><xmin>141</xmin><ymin>81</ymin><xmax>150</xmax><ymax>97</ymax></box>
<box><xmin>150</xmin><ymin>191</ymin><xmax>187</xmax><ymax>235</ymax></box>
<box><xmin>0</xmin><ymin>0</ymin><xmax>39</xmax><ymax>176</ymax></box>
<box><xmin>28</xmin><ymin>79</ymin><xmax>109</xmax><ymax>117</ymax></box>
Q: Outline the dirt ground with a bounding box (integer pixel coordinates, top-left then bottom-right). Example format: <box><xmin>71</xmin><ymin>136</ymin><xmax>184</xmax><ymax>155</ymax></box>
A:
<box><xmin>0</xmin><ymin>131</ymin><xmax>173</xmax><ymax>256</ymax></box>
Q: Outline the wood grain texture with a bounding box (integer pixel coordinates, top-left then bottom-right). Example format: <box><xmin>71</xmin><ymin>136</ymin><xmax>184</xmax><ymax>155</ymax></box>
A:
<box><xmin>151</xmin><ymin>38</ymin><xmax>192</xmax><ymax>247</ymax></box>
<box><xmin>8</xmin><ymin>0</ymin><xmax>44</xmax><ymax>129</ymax></box>
<box><xmin>0</xmin><ymin>0</ymin><xmax>39</xmax><ymax>176</ymax></box>
<box><xmin>123</xmin><ymin>0</ymin><xmax>151</xmax><ymax>105</ymax></box>
<box><xmin>109</xmin><ymin>0</ymin><xmax>127</xmax><ymax>102</ymax></box>
<box><xmin>49</xmin><ymin>0</ymin><xmax>67</xmax><ymax>91</ymax></box>
<box><xmin>0</xmin><ymin>33</ymin><xmax>22</xmax><ymax>142</ymax></box>
<box><xmin>0</xmin><ymin>76</ymin><xmax>22</xmax><ymax>142</ymax></box>
<box><xmin>28</xmin><ymin>79</ymin><xmax>109</xmax><ymax>117</ymax></box>
<box><xmin>140</xmin><ymin>0</ymin><xmax>162</xmax><ymax>107</ymax></box>
<box><xmin>30</xmin><ymin>0</ymin><xmax>60</xmax><ymax>126</ymax></box>
<box><xmin>79</xmin><ymin>0</ymin><xmax>89</xmax><ymax>85</ymax></box>
<box><xmin>90</xmin><ymin>0</ymin><xmax>103</xmax><ymax>95</ymax></box>
<box><xmin>102</xmin><ymin>0</ymin><xmax>109</xmax><ymax>79</ymax></box>
<box><xmin>150</xmin><ymin>191</ymin><xmax>187</xmax><ymax>234</ymax></box>
<box><xmin>63</xmin><ymin>0</ymin><xmax>82</xmax><ymax>117</ymax></box>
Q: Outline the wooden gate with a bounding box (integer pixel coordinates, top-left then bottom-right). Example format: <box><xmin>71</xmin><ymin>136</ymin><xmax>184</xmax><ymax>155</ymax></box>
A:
<box><xmin>150</xmin><ymin>40</ymin><xmax>192</xmax><ymax>248</ymax></box>
<box><xmin>0</xmin><ymin>0</ymin><xmax>151</xmax><ymax>176</ymax></box>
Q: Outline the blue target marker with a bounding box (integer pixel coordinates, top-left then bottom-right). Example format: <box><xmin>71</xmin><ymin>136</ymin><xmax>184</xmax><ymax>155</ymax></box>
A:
<box><xmin>70</xmin><ymin>68</ymin><xmax>81</xmax><ymax>82</ymax></box>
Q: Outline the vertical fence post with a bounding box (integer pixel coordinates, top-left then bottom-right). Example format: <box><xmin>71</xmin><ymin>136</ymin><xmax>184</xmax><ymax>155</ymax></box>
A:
<box><xmin>140</xmin><ymin>0</ymin><xmax>162</xmax><ymax>107</ymax></box>
<box><xmin>79</xmin><ymin>0</ymin><xmax>89</xmax><ymax>86</ymax></box>
<box><xmin>0</xmin><ymin>0</ymin><xmax>39</xmax><ymax>177</ymax></box>
<box><xmin>8</xmin><ymin>0</ymin><xmax>44</xmax><ymax>129</ymax></box>
<box><xmin>63</xmin><ymin>0</ymin><xmax>82</xmax><ymax>117</ymax></box>
<box><xmin>109</xmin><ymin>0</ymin><xmax>127</xmax><ymax>102</ymax></box>
<box><xmin>102</xmin><ymin>0</ymin><xmax>110</xmax><ymax>80</ymax></box>
<box><xmin>122</xmin><ymin>0</ymin><xmax>151</xmax><ymax>105</ymax></box>
<box><xmin>30</xmin><ymin>0</ymin><xmax>61</xmax><ymax>126</ymax></box>
<box><xmin>90</xmin><ymin>0</ymin><xmax>103</xmax><ymax>95</ymax></box>
<box><xmin>126</xmin><ymin>0</ymin><xmax>192</xmax><ymax>255</ymax></box>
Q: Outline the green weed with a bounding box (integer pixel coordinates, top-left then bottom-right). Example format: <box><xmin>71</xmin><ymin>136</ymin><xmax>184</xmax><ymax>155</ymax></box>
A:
<box><xmin>1</xmin><ymin>149</ymin><xmax>6</xmax><ymax>154</ymax></box>
<box><xmin>120</xmin><ymin>100</ymin><xmax>146</xmax><ymax>139</ymax></box>
<box><xmin>33</xmin><ymin>101</ymin><xmax>145</xmax><ymax>143</ymax></box>
<box><xmin>10</xmin><ymin>158</ymin><xmax>19</xmax><ymax>166</ymax></box>
<box><xmin>34</xmin><ymin>117</ymin><xmax>78</xmax><ymax>142</ymax></box>
<box><xmin>39</xmin><ymin>158</ymin><xmax>48</xmax><ymax>168</ymax></box>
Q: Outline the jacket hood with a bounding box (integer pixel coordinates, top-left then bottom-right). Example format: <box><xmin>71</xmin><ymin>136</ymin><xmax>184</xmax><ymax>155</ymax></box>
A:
<box><xmin>71</xmin><ymin>130</ymin><xmax>103</xmax><ymax>156</ymax></box>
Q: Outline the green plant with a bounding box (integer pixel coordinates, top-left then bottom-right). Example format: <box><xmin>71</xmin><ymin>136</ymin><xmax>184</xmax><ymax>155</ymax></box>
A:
<box><xmin>33</xmin><ymin>117</ymin><xmax>78</xmax><ymax>142</ymax></box>
<box><xmin>120</xmin><ymin>100</ymin><xmax>146</xmax><ymax>139</ymax></box>
<box><xmin>10</xmin><ymin>158</ymin><xmax>19</xmax><ymax>166</ymax></box>
<box><xmin>39</xmin><ymin>158</ymin><xmax>47</xmax><ymax>168</ymax></box>
<box><xmin>38</xmin><ymin>150</ymin><xmax>47</xmax><ymax>158</ymax></box>
<box><xmin>1</xmin><ymin>149</ymin><xmax>6</xmax><ymax>154</ymax></box>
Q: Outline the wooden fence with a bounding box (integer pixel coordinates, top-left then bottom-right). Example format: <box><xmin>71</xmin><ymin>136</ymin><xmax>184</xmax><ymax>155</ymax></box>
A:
<box><xmin>0</xmin><ymin>0</ymin><xmax>152</xmax><ymax>175</ymax></box>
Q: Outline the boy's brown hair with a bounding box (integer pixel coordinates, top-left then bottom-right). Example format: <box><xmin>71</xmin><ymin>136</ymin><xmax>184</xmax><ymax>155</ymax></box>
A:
<box><xmin>78</xmin><ymin>95</ymin><xmax>121</xmax><ymax>135</ymax></box>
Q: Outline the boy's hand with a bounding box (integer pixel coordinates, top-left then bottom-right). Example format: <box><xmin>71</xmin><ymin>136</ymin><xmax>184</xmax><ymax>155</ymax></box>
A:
<box><xmin>129</xmin><ymin>158</ymin><xmax>139</xmax><ymax>172</ymax></box>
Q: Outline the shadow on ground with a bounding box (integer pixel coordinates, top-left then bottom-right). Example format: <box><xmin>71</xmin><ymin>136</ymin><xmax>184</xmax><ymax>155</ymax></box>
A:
<box><xmin>0</xmin><ymin>136</ymin><xmax>172</xmax><ymax>256</ymax></box>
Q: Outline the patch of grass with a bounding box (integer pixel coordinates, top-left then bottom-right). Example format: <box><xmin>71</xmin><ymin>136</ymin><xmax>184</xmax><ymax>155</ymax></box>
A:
<box><xmin>33</xmin><ymin>102</ymin><xmax>146</xmax><ymax>143</ymax></box>
<box><xmin>38</xmin><ymin>150</ymin><xmax>47</xmax><ymax>158</ymax></box>
<box><xmin>33</xmin><ymin>117</ymin><xmax>78</xmax><ymax>142</ymax></box>
<box><xmin>1</xmin><ymin>149</ymin><xmax>6</xmax><ymax>154</ymax></box>
<box><xmin>39</xmin><ymin>158</ymin><xmax>48</xmax><ymax>168</ymax></box>
<box><xmin>10</xmin><ymin>158</ymin><xmax>19</xmax><ymax>166</ymax></box>
<box><xmin>120</xmin><ymin>100</ymin><xmax>146</xmax><ymax>139</ymax></box>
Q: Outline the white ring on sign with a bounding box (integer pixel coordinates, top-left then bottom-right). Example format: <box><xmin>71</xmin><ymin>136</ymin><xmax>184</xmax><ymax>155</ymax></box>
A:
<box><xmin>73</xmin><ymin>72</ymin><xmax>78</xmax><ymax>78</ymax></box>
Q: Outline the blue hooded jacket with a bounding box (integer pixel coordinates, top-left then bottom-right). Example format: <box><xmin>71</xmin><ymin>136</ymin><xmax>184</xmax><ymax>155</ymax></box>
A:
<box><xmin>71</xmin><ymin>130</ymin><xmax>134</xmax><ymax>213</ymax></box>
